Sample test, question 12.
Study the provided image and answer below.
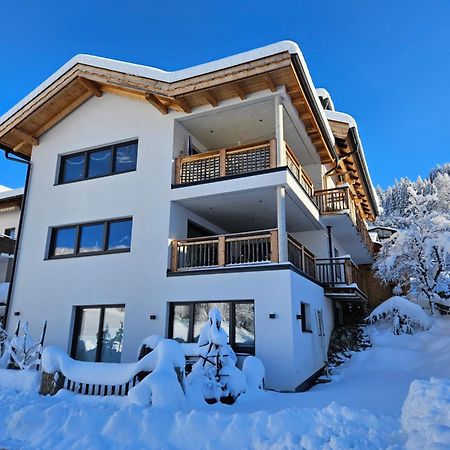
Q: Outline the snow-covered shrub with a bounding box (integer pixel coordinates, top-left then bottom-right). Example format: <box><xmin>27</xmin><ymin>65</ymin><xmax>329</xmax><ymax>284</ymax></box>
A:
<box><xmin>242</xmin><ymin>356</ymin><xmax>265</xmax><ymax>391</ymax></box>
<box><xmin>185</xmin><ymin>307</ymin><xmax>247</xmax><ymax>405</ymax></box>
<box><xmin>137</xmin><ymin>335</ymin><xmax>163</xmax><ymax>359</ymax></box>
<box><xmin>402</xmin><ymin>378</ymin><xmax>450</xmax><ymax>450</ymax></box>
<box><xmin>368</xmin><ymin>296</ymin><xmax>431</xmax><ymax>334</ymax></box>
<box><xmin>5</xmin><ymin>322</ymin><xmax>46</xmax><ymax>370</ymax></box>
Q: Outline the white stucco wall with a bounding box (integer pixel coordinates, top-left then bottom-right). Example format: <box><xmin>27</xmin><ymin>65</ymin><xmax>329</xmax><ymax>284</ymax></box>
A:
<box><xmin>7</xmin><ymin>92</ymin><xmax>335</xmax><ymax>391</ymax></box>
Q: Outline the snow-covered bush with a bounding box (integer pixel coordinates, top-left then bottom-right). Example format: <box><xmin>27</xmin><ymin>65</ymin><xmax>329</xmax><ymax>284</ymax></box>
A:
<box><xmin>185</xmin><ymin>307</ymin><xmax>247</xmax><ymax>405</ymax></box>
<box><xmin>368</xmin><ymin>296</ymin><xmax>431</xmax><ymax>334</ymax></box>
<box><xmin>137</xmin><ymin>335</ymin><xmax>163</xmax><ymax>359</ymax></box>
<box><xmin>402</xmin><ymin>378</ymin><xmax>450</xmax><ymax>450</ymax></box>
<box><xmin>242</xmin><ymin>356</ymin><xmax>265</xmax><ymax>391</ymax></box>
<box><xmin>5</xmin><ymin>322</ymin><xmax>46</xmax><ymax>370</ymax></box>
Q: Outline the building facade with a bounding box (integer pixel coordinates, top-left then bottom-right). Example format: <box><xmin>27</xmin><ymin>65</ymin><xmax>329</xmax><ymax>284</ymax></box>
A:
<box><xmin>0</xmin><ymin>187</ymin><xmax>23</xmax><ymax>318</ymax></box>
<box><xmin>0</xmin><ymin>41</ymin><xmax>379</xmax><ymax>391</ymax></box>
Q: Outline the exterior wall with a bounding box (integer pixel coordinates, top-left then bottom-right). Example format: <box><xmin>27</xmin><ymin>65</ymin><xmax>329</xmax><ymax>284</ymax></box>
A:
<box><xmin>7</xmin><ymin>91</ymin><xmax>336</xmax><ymax>391</ymax></box>
<box><xmin>291</xmin><ymin>229</ymin><xmax>346</xmax><ymax>259</ymax></box>
<box><xmin>289</xmin><ymin>271</ymin><xmax>334</xmax><ymax>386</ymax></box>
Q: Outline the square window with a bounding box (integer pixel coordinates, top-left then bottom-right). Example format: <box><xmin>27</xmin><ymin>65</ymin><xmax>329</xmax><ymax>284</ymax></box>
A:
<box><xmin>79</xmin><ymin>223</ymin><xmax>104</xmax><ymax>253</ymax></box>
<box><xmin>87</xmin><ymin>148</ymin><xmax>112</xmax><ymax>178</ymax></box>
<box><xmin>107</xmin><ymin>219</ymin><xmax>132</xmax><ymax>251</ymax></box>
<box><xmin>4</xmin><ymin>228</ymin><xmax>15</xmax><ymax>240</ymax></box>
<box><xmin>114</xmin><ymin>142</ymin><xmax>137</xmax><ymax>174</ymax></box>
<box><xmin>51</xmin><ymin>227</ymin><xmax>77</xmax><ymax>256</ymax></box>
<box><xmin>61</xmin><ymin>154</ymin><xmax>86</xmax><ymax>183</ymax></box>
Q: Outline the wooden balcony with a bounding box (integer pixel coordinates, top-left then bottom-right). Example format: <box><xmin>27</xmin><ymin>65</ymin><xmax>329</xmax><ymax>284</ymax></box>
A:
<box><xmin>174</xmin><ymin>140</ymin><xmax>314</xmax><ymax>198</ymax></box>
<box><xmin>316</xmin><ymin>257</ymin><xmax>367</xmax><ymax>301</ymax></box>
<box><xmin>314</xmin><ymin>186</ymin><xmax>373</xmax><ymax>255</ymax></box>
<box><xmin>171</xmin><ymin>229</ymin><xmax>279</xmax><ymax>272</ymax></box>
<box><xmin>170</xmin><ymin>230</ymin><xmax>368</xmax><ymax>303</ymax></box>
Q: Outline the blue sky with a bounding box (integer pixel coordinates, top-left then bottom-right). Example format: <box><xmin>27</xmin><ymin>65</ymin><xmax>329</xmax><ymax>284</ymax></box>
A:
<box><xmin>1</xmin><ymin>1</ymin><xmax>449</xmax><ymax>189</ymax></box>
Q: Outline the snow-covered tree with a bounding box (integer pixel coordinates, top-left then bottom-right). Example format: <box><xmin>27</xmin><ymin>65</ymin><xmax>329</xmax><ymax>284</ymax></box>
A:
<box><xmin>374</xmin><ymin>182</ymin><xmax>450</xmax><ymax>312</ymax></box>
<box><xmin>185</xmin><ymin>307</ymin><xmax>246</xmax><ymax>404</ymax></box>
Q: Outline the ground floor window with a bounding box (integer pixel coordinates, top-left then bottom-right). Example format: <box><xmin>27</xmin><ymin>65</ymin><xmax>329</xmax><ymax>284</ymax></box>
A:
<box><xmin>71</xmin><ymin>305</ymin><xmax>125</xmax><ymax>363</ymax></box>
<box><xmin>169</xmin><ymin>301</ymin><xmax>255</xmax><ymax>354</ymax></box>
<box><xmin>300</xmin><ymin>302</ymin><xmax>312</xmax><ymax>332</ymax></box>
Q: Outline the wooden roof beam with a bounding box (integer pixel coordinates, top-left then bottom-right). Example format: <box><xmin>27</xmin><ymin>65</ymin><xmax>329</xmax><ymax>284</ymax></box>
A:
<box><xmin>9</xmin><ymin>128</ymin><xmax>39</xmax><ymax>146</ymax></box>
<box><xmin>144</xmin><ymin>93</ymin><xmax>168</xmax><ymax>115</ymax></box>
<box><xmin>173</xmin><ymin>97</ymin><xmax>191</xmax><ymax>114</ymax></box>
<box><xmin>262</xmin><ymin>73</ymin><xmax>277</xmax><ymax>92</ymax></box>
<box><xmin>78</xmin><ymin>77</ymin><xmax>103</xmax><ymax>97</ymax></box>
<box><xmin>202</xmin><ymin>90</ymin><xmax>218</xmax><ymax>107</ymax></box>
<box><xmin>231</xmin><ymin>82</ymin><xmax>246</xmax><ymax>100</ymax></box>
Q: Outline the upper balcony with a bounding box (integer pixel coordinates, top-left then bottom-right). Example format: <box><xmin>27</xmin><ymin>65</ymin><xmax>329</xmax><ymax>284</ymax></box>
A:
<box><xmin>173</xmin><ymin>139</ymin><xmax>314</xmax><ymax>198</ymax></box>
<box><xmin>314</xmin><ymin>186</ymin><xmax>374</xmax><ymax>264</ymax></box>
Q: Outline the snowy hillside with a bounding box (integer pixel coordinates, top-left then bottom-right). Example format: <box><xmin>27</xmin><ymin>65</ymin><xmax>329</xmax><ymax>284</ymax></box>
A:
<box><xmin>0</xmin><ymin>316</ymin><xmax>449</xmax><ymax>449</ymax></box>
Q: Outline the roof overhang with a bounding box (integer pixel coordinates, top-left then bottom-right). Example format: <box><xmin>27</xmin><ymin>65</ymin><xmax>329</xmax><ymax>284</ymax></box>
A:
<box><xmin>325</xmin><ymin>110</ymin><xmax>379</xmax><ymax>220</ymax></box>
<box><xmin>0</xmin><ymin>41</ymin><xmax>336</xmax><ymax>164</ymax></box>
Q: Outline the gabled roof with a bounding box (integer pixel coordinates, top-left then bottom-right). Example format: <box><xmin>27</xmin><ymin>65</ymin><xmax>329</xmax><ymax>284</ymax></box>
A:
<box><xmin>0</xmin><ymin>41</ymin><xmax>336</xmax><ymax>163</ymax></box>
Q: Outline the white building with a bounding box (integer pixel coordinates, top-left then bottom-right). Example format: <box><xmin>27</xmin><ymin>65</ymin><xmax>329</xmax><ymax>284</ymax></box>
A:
<box><xmin>0</xmin><ymin>187</ymin><xmax>23</xmax><ymax>317</ymax></box>
<box><xmin>0</xmin><ymin>41</ymin><xmax>379</xmax><ymax>391</ymax></box>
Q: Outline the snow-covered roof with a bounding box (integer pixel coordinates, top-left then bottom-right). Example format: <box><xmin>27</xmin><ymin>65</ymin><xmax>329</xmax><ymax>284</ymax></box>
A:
<box><xmin>316</xmin><ymin>88</ymin><xmax>335</xmax><ymax>111</ymax></box>
<box><xmin>0</xmin><ymin>187</ymin><xmax>24</xmax><ymax>201</ymax></box>
<box><xmin>324</xmin><ymin>109</ymin><xmax>380</xmax><ymax>216</ymax></box>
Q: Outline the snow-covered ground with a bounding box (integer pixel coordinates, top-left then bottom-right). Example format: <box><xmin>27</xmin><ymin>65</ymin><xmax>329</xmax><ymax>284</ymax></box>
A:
<box><xmin>0</xmin><ymin>316</ymin><xmax>449</xmax><ymax>449</ymax></box>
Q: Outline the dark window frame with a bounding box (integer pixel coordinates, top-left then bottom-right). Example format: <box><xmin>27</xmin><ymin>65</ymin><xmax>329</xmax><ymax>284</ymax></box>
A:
<box><xmin>48</xmin><ymin>217</ymin><xmax>132</xmax><ymax>259</ymax></box>
<box><xmin>4</xmin><ymin>227</ymin><xmax>16</xmax><ymax>239</ymax></box>
<box><xmin>71</xmin><ymin>304</ymin><xmax>126</xmax><ymax>363</ymax></box>
<box><xmin>168</xmin><ymin>300</ymin><xmax>255</xmax><ymax>354</ymax></box>
<box><xmin>300</xmin><ymin>302</ymin><xmax>313</xmax><ymax>333</ymax></box>
<box><xmin>58</xmin><ymin>140</ymin><xmax>138</xmax><ymax>185</ymax></box>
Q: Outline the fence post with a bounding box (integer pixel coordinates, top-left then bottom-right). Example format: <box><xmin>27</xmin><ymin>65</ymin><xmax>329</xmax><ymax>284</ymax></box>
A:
<box><xmin>270</xmin><ymin>230</ymin><xmax>279</xmax><ymax>263</ymax></box>
<box><xmin>218</xmin><ymin>236</ymin><xmax>226</xmax><ymax>266</ymax></box>
<box><xmin>171</xmin><ymin>241</ymin><xmax>179</xmax><ymax>272</ymax></box>
<box><xmin>219</xmin><ymin>149</ymin><xmax>227</xmax><ymax>177</ymax></box>
<box><xmin>174</xmin><ymin>158</ymin><xmax>181</xmax><ymax>185</ymax></box>
<box><xmin>269</xmin><ymin>139</ymin><xmax>277</xmax><ymax>168</ymax></box>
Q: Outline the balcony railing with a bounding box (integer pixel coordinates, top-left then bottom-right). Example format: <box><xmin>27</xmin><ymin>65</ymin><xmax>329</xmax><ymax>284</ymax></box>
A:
<box><xmin>174</xmin><ymin>140</ymin><xmax>314</xmax><ymax>198</ymax></box>
<box><xmin>285</xmin><ymin>145</ymin><xmax>314</xmax><ymax>198</ymax></box>
<box><xmin>316</xmin><ymin>257</ymin><xmax>365</xmax><ymax>293</ymax></box>
<box><xmin>314</xmin><ymin>186</ymin><xmax>373</xmax><ymax>254</ymax></box>
<box><xmin>171</xmin><ymin>229</ymin><xmax>279</xmax><ymax>272</ymax></box>
<box><xmin>170</xmin><ymin>230</ymin><xmax>366</xmax><ymax>296</ymax></box>
<box><xmin>287</xmin><ymin>235</ymin><xmax>316</xmax><ymax>278</ymax></box>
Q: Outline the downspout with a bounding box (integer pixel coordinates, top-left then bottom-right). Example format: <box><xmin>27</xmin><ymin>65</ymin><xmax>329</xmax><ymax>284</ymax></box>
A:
<box><xmin>0</xmin><ymin>144</ymin><xmax>31</xmax><ymax>330</ymax></box>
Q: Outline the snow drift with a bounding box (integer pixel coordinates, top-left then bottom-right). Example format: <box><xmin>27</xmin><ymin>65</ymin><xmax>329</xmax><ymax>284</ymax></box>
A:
<box><xmin>402</xmin><ymin>378</ymin><xmax>450</xmax><ymax>450</ymax></box>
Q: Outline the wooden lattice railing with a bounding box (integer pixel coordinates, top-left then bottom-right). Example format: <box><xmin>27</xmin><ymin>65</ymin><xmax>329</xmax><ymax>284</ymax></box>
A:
<box><xmin>174</xmin><ymin>140</ymin><xmax>314</xmax><ymax>197</ymax></box>
<box><xmin>174</xmin><ymin>140</ymin><xmax>276</xmax><ymax>185</ymax></box>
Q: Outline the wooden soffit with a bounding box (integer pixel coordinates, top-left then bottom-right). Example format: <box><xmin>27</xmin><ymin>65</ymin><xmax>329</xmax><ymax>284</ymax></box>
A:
<box><xmin>0</xmin><ymin>51</ymin><xmax>335</xmax><ymax>164</ymax></box>
<box><xmin>328</xmin><ymin>119</ymin><xmax>376</xmax><ymax>221</ymax></box>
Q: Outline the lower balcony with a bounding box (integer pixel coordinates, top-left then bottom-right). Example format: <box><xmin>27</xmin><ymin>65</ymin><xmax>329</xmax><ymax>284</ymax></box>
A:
<box><xmin>316</xmin><ymin>257</ymin><xmax>367</xmax><ymax>301</ymax></box>
<box><xmin>170</xmin><ymin>230</ymin><xmax>366</xmax><ymax>301</ymax></box>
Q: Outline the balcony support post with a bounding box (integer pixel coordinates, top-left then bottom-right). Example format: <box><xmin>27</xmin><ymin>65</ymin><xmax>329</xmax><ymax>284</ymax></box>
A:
<box><xmin>277</xmin><ymin>186</ymin><xmax>288</xmax><ymax>262</ymax></box>
<box><xmin>275</xmin><ymin>96</ymin><xmax>286</xmax><ymax>166</ymax></box>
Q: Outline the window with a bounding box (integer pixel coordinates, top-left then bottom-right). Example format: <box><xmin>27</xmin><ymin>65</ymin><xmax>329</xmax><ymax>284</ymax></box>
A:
<box><xmin>169</xmin><ymin>301</ymin><xmax>255</xmax><ymax>354</ymax></box>
<box><xmin>59</xmin><ymin>140</ymin><xmax>138</xmax><ymax>184</ymax></box>
<box><xmin>48</xmin><ymin>218</ymin><xmax>132</xmax><ymax>258</ymax></box>
<box><xmin>300</xmin><ymin>302</ymin><xmax>312</xmax><ymax>332</ymax></box>
<box><xmin>72</xmin><ymin>305</ymin><xmax>125</xmax><ymax>363</ymax></box>
<box><xmin>4</xmin><ymin>228</ymin><xmax>16</xmax><ymax>240</ymax></box>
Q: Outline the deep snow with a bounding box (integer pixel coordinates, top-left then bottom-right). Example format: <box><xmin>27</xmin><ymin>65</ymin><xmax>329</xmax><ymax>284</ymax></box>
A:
<box><xmin>0</xmin><ymin>316</ymin><xmax>449</xmax><ymax>449</ymax></box>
